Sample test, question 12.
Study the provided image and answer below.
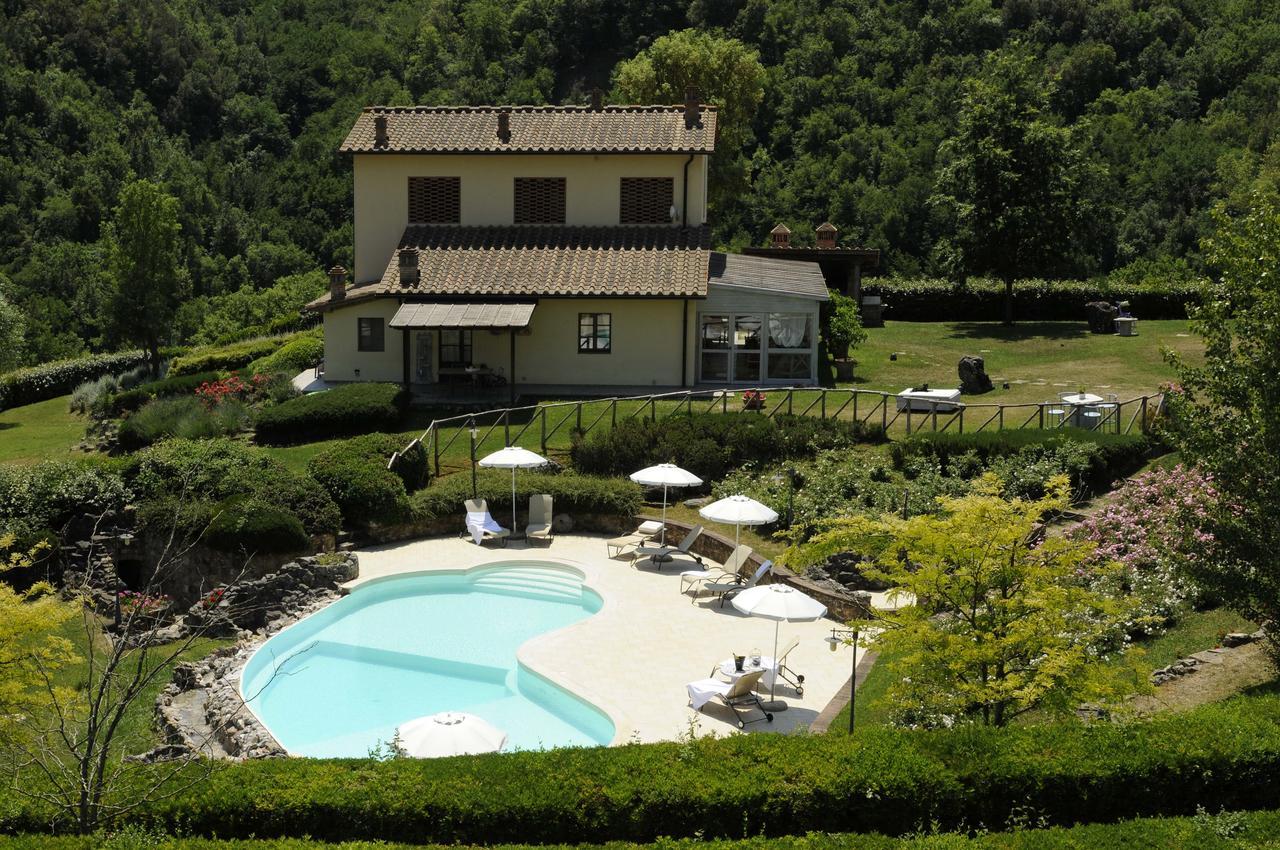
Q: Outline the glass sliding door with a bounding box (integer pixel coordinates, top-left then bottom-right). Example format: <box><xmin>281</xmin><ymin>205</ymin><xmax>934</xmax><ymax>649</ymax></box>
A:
<box><xmin>698</xmin><ymin>311</ymin><xmax>817</xmax><ymax>384</ymax></box>
<box><xmin>699</xmin><ymin>314</ymin><xmax>730</xmax><ymax>381</ymax></box>
<box><xmin>766</xmin><ymin>314</ymin><xmax>813</xmax><ymax>380</ymax></box>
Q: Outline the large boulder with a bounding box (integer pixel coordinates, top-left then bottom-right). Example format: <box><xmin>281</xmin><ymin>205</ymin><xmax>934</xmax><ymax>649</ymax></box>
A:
<box><xmin>1086</xmin><ymin>301</ymin><xmax>1117</xmax><ymax>334</ymax></box>
<box><xmin>958</xmin><ymin>355</ymin><xmax>994</xmax><ymax>395</ymax></box>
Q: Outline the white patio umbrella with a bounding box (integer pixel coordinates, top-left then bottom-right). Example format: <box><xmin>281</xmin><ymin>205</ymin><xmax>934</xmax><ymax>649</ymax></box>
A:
<box><xmin>630</xmin><ymin>464</ymin><xmax>703</xmax><ymax>546</ymax></box>
<box><xmin>396</xmin><ymin>711</ymin><xmax>507</xmax><ymax>758</ymax></box>
<box><xmin>698</xmin><ymin>494</ymin><xmax>778</xmax><ymax>550</ymax></box>
<box><xmin>731</xmin><ymin>584</ymin><xmax>828</xmax><ymax>711</ymax></box>
<box><xmin>479</xmin><ymin>446</ymin><xmax>547</xmax><ymax>535</ymax></box>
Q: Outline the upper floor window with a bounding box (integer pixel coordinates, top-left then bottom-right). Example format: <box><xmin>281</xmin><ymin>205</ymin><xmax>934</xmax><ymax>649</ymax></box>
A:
<box><xmin>620</xmin><ymin>177</ymin><xmax>674</xmax><ymax>224</ymax></box>
<box><xmin>408</xmin><ymin>177</ymin><xmax>461</xmax><ymax>224</ymax></box>
<box><xmin>514</xmin><ymin>177</ymin><xmax>566</xmax><ymax>224</ymax></box>
<box><xmin>578</xmin><ymin>313</ymin><xmax>611</xmax><ymax>354</ymax></box>
<box><xmin>358</xmin><ymin>317</ymin><xmax>385</xmax><ymax>352</ymax></box>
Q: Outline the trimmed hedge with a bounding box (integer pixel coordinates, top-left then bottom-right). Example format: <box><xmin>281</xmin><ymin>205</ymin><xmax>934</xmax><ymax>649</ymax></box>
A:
<box><xmin>245</xmin><ymin>333</ymin><xmax>324</xmax><ymax>376</ymax></box>
<box><xmin>410</xmin><ymin>468</ymin><xmax>643</xmax><ymax>521</ymax></box>
<box><xmin>255</xmin><ymin>383</ymin><xmax>406</xmax><ymax>445</ymax></box>
<box><xmin>571</xmin><ymin>413</ymin><xmax>884</xmax><ymax>481</ymax></box>
<box><xmin>4</xmin><ymin>695</ymin><xmax>1278</xmax><ymax>844</ymax></box>
<box><xmin>204</xmin><ymin>496</ymin><xmax>311</xmax><ymax>553</ymax></box>
<box><xmin>308</xmin><ymin>433</ymin><xmax>428</xmax><ymax>527</ymax></box>
<box><xmin>0</xmin><ymin>350</ymin><xmax>148</xmax><ymax>410</ymax></box>
<box><xmin>167</xmin><ymin>334</ymin><xmax>302</xmax><ymax>377</ymax></box>
<box><xmin>865</xmin><ymin>276</ymin><xmax>1202</xmax><ymax>322</ymax></box>
<box><xmin>6</xmin><ymin>807</ymin><xmax>1280</xmax><ymax>847</ymax></box>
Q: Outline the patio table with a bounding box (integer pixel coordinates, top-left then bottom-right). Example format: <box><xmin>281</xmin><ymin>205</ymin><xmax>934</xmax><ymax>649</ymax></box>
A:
<box><xmin>717</xmin><ymin>656</ymin><xmax>778</xmax><ymax>689</ymax></box>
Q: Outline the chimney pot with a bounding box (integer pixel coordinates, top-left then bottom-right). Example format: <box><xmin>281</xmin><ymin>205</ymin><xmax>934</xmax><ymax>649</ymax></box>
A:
<box><xmin>327</xmin><ymin>265</ymin><xmax>348</xmax><ymax>300</ymax></box>
<box><xmin>590</xmin><ymin>88</ymin><xmax>604</xmax><ymax>111</ymax></box>
<box><xmin>398</xmin><ymin>249</ymin><xmax>420</xmax><ymax>286</ymax></box>
<box><xmin>497</xmin><ymin>109</ymin><xmax>511</xmax><ymax>143</ymax></box>
<box><xmin>684</xmin><ymin>86</ymin><xmax>701</xmax><ymax>129</ymax></box>
<box><xmin>373</xmin><ymin>114</ymin><xmax>389</xmax><ymax>148</ymax></box>
<box><xmin>770</xmin><ymin>224</ymin><xmax>792</xmax><ymax>248</ymax></box>
<box><xmin>816</xmin><ymin>222</ymin><xmax>838</xmax><ymax>249</ymax></box>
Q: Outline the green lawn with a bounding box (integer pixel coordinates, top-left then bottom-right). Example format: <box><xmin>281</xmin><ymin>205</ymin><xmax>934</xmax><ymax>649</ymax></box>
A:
<box><xmin>0</xmin><ymin>395</ymin><xmax>88</xmax><ymax>465</ymax></box>
<box><xmin>843</xmin><ymin>319</ymin><xmax>1200</xmax><ymax>406</ymax></box>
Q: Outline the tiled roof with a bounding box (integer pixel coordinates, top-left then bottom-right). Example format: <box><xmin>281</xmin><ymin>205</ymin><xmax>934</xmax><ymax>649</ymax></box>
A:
<box><xmin>708</xmin><ymin>252</ymin><xmax>830</xmax><ymax>300</ymax></box>
<box><xmin>307</xmin><ymin>226</ymin><xmax>711</xmax><ymax>310</ymax></box>
<box><xmin>339</xmin><ymin>105</ymin><xmax>717</xmax><ymax>155</ymax></box>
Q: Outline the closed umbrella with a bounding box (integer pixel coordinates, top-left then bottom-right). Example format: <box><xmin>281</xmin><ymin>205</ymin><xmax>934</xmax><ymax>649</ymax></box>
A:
<box><xmin>479</xmin><ymin>446</ymin><xmax>547</xmax><ymax>535</ymax></box>
<box><xmin>630</xmin><ymin>464</ymin><xmax>702</xmax><ymax>547</ymax></box>
<box><xmin>731</xmin><ymin>584</ymin><xmax>827</xmax><ymax>711</ymax></box>
<box><xmin>698</xmin><ymin>495</ymin><xmax>778</xmax><ymax>550</ymax></box>
<box><xmin>397</xmin><ymin>711</ymin><xmax>507</xmax><ymax>758</ymax></box>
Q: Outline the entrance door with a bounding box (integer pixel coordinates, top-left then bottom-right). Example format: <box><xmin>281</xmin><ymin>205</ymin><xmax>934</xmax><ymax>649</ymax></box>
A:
<box><xmin>413</xmin><ymin>331</ymin><xmax>434</xmax><ymax>383</ymax></box>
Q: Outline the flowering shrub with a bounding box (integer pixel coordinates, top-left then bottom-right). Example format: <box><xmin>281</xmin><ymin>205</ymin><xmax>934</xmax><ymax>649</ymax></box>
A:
<box><xmin>117</xmin><ymin>590</ymin><xmax>171</xmax><ymax>616</ymax></box>
<box><xmin>201</xmin><ymin>587</ymin><xmax>226</xmax><ymax>610</ymax></box>
<box><xmin>195</xmin><ymin>372</ymin><xmax>269</xmax><ymax>408</ymax></box>
<box><xmin>1072</xmin><ymin>463</ymin><xmax>1226</xmax><ymax>636</ymax></box>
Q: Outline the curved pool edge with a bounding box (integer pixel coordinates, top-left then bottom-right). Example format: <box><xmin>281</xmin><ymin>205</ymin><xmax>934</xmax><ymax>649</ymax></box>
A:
<box><xmin>237</xmin><ymin>557</ymin><xmax>632</xmax><ymax>753</ymax></box>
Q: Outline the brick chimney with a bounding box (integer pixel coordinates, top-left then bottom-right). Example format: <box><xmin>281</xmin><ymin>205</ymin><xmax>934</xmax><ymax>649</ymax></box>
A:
<box><xmin>327</xmin><ymin>265</ymin><xmax>347</xmax><ymax>301</ymax></box>
<box><xmin>398</xmin><ymin>249</ymin><xmax>420</xmax><ymax>286</ymax></box>
<box><xmin>373</xmin><ymin>113</ymin><xmax>389</xmax><ymax>148</ymax></box>
<box><xmin>497</xmin><ymin>109</ymin><xmax>511</xmax><ymax>143</ymax></box>
<box><xmin>770</xmin><ymin>224</ymin><xmax>791</xmax><ymax>248</ymax></box>
<box><xmin>816</xmin><ymin>222</ymin><xmax>838</xmax><ymax>249</ymax></box>
<box><xmin>684</xmin><ymin>86</ymin><xmax>701</xmax><ymax>128</ymax></box>
<box><xmin>590</xmin><ymin>88</ymin><xmax>604</xmax><ymax>111</ymax></box>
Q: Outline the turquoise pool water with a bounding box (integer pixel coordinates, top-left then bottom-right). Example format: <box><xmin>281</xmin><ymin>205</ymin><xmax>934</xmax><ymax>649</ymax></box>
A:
<box><xmin>240</xmin><ymin>563</ymin><xmax>614</xmax><ymax>756</ymax></box>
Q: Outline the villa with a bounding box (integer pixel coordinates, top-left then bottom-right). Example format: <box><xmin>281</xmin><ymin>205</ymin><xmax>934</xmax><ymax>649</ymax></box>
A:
<box><xmin>307</xmin><ymin>95</ymin><xmax>840</xmax><ymax>400</ymax></box>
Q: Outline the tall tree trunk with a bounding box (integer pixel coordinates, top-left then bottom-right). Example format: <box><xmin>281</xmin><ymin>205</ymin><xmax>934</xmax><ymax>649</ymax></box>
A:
<box><xmin>1002</xmin><ymin>277</ymin><xmax>1014</xmax><ymax>326</ymax></box>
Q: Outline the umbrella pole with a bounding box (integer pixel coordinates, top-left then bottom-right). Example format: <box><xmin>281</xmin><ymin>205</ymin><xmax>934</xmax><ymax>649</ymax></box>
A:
<box><xmin>511</xmin><ymin>467</ymin><xmax>517</xmax><ymax>537</ymax></box>
<box><xmin>762</xmin><ymin>618</ymin><xmax>787</xmax><ymax>712</ymax></box>
<box><xmin>660</xmin><ymin>484</ymin><xmax>668</xmax><ymax>546</ymax></box>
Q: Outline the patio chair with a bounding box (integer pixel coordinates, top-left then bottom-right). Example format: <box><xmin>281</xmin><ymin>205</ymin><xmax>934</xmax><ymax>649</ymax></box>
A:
<box><xmin>774</xmin><ymin>637</ymin><xmax>805</xmax><ymax>697</ymax></box>
<box><xmin>635</xmin><ymin>525</ymin><xmax>704</xmax><ymax>570</ymax></box>
<box><xmin>605</xmin><ymin>520</ymin><xmax>664</xmax><ymax>559</ymax></box>
<box><xmin>679</xmin><ymin>544</ymin><xmax>754</xmax><ymax>599</ymax></box>
<box><xmin>525</xmin><ymin>494</ymin><xmax>553</xmax><ymax>545</ymax></box>
<box><xmin>1044</xmin><ymin>400</ymin><xmax>1066</xmax><ymax>428</ymax></box>
<box><xmin>464</xmin><ymin>498</ymin><xmax>509</xmax><ymax>547</ymax></box>
<box><xmin>704</xmin><ymin>560</ymin><xmax>772</xmax><ymax>608</ymax></box>
<box><xmin>685</xmin><ymin>669</ymin><xmax>773</xmax><ymax>728</ymax></box>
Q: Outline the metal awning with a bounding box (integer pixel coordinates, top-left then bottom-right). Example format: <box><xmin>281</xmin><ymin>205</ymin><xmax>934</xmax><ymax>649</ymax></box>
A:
<box><xmin>389</xmin><ymin>302</ymin><xmax>537</xmax><ymax>329</ymax></box>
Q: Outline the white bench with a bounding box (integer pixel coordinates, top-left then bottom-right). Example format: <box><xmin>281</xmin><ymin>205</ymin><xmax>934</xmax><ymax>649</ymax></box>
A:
<box><xmin>896</xmin><ymin>388</ymin><xmax>963</xmax><ymax>412</ymax></box>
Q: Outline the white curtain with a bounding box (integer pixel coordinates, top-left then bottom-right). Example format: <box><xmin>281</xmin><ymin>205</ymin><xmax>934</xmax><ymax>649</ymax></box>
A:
<box><xmin>768</xmin><ymin>314</ymin><xmax>809</xmax><ymax>349</ymax></box>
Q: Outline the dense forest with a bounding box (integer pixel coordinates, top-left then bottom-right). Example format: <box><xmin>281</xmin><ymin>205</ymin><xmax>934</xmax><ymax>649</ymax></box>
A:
<box><xmin>1</xmin><ymin>0</ymin><xmax>1278</xmax><ymax>366</ymax></box>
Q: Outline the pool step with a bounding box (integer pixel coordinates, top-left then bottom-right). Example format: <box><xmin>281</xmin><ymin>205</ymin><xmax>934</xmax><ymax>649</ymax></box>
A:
<box><xmin>472</xmin><ymin>568</ymin><xmax>583</xmax><ymax>603</ymax></box>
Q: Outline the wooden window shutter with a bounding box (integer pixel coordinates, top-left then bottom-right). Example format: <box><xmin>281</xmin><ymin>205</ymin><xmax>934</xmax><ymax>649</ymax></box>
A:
<box><xmin>408</xmin><ymin>177</ymin><xmax>461</xmax><ymax>224</ymax></box>
<box><xmin>514</xmin><ymin>178</ymin><xmax>566</xmax><ymax>224</ymax></box>
<box><xmin>620</xmin><ymin>177</ymin><xmax>674</xmax><ymax>224</ymax></box>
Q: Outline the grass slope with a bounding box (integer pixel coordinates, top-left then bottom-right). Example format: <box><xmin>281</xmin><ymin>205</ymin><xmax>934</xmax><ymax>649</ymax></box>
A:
<box><xmin>0</xmin><ymin>395</ymin><xmax>86</xmax><ymax>465</ymax></box>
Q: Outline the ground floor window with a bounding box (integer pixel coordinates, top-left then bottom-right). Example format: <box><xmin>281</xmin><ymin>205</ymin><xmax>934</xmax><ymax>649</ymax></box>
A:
<box><xmin>358</xmin><ymin>317</ymin><xmax>385</xmax><ymax>352</ymax></box>
<box><xmin>439</xmin><ymin>329</ymin><xmax>473</xmax><ymax>367</ymax></box>
<box><xmin>698</xmin><ymin>312</ymin><xmax>814</xmax><ymax>383</ymax></box>
<box><xmin>578</xmin><ymin>313</ymin><xmax>611</xmax><ymax>353</ymax></box>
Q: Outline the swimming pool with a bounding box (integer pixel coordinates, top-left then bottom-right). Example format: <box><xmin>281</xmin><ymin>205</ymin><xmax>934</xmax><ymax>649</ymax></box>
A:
<box><xmin>240</xmin><ymin>563</ymin><xmax>614</xmax><ymax>756</ymax></box>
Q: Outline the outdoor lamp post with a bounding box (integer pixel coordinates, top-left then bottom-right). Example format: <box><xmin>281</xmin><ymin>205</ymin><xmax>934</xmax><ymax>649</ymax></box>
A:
<box><xmin>824</xmin><ymin>590</ymin><xmax>873</xmax><ymax>734</ymax></box>
<box><xmin>468</xmin><ymin>417</ymin><xmax>478</xmax><ymax>499</ymax></box>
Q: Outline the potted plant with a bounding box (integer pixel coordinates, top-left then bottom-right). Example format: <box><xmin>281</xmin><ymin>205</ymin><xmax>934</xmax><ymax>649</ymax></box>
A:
<box><xmin>742</xmin><ymin>389</ymin><xmax>766</xmax><ymax>411</ymax></box>
<box><xmin>825</xmin><ymin>291</ymin><xmax>867</xmax><ymax>382</ymax></box>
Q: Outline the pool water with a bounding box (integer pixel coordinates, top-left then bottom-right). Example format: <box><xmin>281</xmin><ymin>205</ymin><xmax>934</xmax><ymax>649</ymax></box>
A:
<box><xmin>240</xmin><ymin>563</ymin><xmax>614</xmax><ymax>756</ymax></box>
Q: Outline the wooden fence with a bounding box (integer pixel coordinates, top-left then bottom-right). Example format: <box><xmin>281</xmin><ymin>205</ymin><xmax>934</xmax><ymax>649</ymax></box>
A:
<box><xmin>396</xmin><ymin>387</ymin><xmax>1165</xmax><ymax>478</ymax></box>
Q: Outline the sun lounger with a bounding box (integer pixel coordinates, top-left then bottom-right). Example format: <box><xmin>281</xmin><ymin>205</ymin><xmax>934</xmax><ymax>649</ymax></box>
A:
<box><xmin>464</xmin><ymin>498</ymin><xmax>509</xmax><ymax>546</ymax></box>
<box><xmin>635</xmin><ymin>525</ymin><xmax>703</xmax><ymax>570</ymax></box>
<box><xmin>525</xmin><ymin>494</ymin><xmax>553</xmax><ymax>544</ymax></box>
<box><xmin>685</xmin><ymin>669</ymin><xmax>773</xmax><ymax>728</ymax></box>
<box><xmin>774</xmin><ymin>637</ymin><xmax>805</xmax><ymax>696</ymax></box>
<box><xmin>704</xmin><ymin>560</ymin><xmax>772</xmax><ymax>608</ymax></box>
<box><xmin>679</xmin><ymin>544</ymin><xmax>753</xmax><ymax>599</ymax></box>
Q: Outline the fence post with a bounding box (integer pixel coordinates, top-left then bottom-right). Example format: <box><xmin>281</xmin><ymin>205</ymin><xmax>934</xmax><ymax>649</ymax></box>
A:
<box><xmin>881</xmin><ymin>395</ymin><xmax>887</xmax><ymax>431</ymax></box>
<box><xmin>576</xmin><ymin>401</ymin><xmax>582</xmax><ymax>433</ymax></box>
<box><xmin>931</xmin><ymin>402</ymin><xmax>938</xmax><ymax>432</ymax></box>
<box><xmin>1038</xmin><ymin>404</ymin><xmax>1044</xmax><ymax>430</ymax></box>
<box><xmin>906</xmin><ymin>404</ymin><xmax>912</xmax><ymax>435</ymax></box>
<box><xmin>998</xmin><ymin>406</ymin><xmax>1004</xmax><ymax>431</ymax></box>
<box><xmin>650</xmin><ymin>397</ymin><xmax>656</xmax><ymax>422</ymax></box>
<box><xmin>820</xmin><ymin>390</ymin><xmax>826</xmax><ymax>420</ymax></box>
<box><xmin>958</xmin><ymin>406</ymin><xmax>964</xmax><ymax>433</ymax></box>
<box><xmin>722</xmin><ymin>392</ymin><xmax>728</xmax><ymax>414</ymax></box>
<box><xmin>540</xmin><ymin>407</ymin><xmax>547</xmax><ymax>453</ymax></box>
<box><xmin>853</xmin><ymin>390</ymin><xmax>858</xmax><ymax>422</ymax></box>
<box><xmin>787</xmin><ymin>390</ymin><xmax>794</xmax><ymax>415</ymax></box>
<box><xmin>432</xmin><ymin>426</ymin><xmax>441</xmax><ymax>477</ymax></box>
<box><xmin>1140</xmin><ymin>395</ymin><xmax>1148</xmax><ymax>433</ymax></box>
<box><xmin>504</xmin><ymin>410</ymin><xmax>510</xmax><ymax>446</ymax></box>
<box><xmin>687</xmin><ymin>394</ymin><xmax>693</xmax><ymax>417</ymax></box>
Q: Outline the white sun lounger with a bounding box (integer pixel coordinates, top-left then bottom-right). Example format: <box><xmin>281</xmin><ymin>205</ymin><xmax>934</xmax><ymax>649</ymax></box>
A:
<box><xmin>464</xmin><ymin>498</ymin><xmax>509</xmax><ymax>546</ymax></box>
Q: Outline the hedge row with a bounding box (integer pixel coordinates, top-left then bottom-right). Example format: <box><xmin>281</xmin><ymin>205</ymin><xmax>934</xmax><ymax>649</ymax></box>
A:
<box><xmin>4</xmin><ymin>694</ymin><xmax>1276</xmax><ymax>844</ymax></box>
<box><xmin>0</xmin><ymin>350</ymin><xmax>148</xmax><ymax>410</ymax></box>
<box><xmin>308</xmin><ymin>433</ymin><xmax>429</xmax><ymax>526</ymax></box>
<box><xmin>246</xmin><ymin>333</ymin><xmax>324</xmax><ymax>376</ymax></box>
<box><xmin>865</xmin><ymin>277</ymin><xmax>1202</xmax><ymax>322</ymax></box>
<box><xmin>167</xmin><ymin>333</ymin><xmax>304</xmax><ymax>377</ymax></box>
<box><xmin>5</xmin><ymin>807</ymin><xmax>1280</xmax><ymax>847</ymax></box>
<box><xmin>255</xmin><ymin>383</ymin><xmax>406</xmax><ymax>445</ymax></box>
<box><xmin>571</xmin><ymin>413</ymin><xmax>883</xmax><ymax>481</ymax></box>
<box><xmin>410</xmin><ymin>468</ymin><xmax>644</xmax><ymax>522</ymax></box>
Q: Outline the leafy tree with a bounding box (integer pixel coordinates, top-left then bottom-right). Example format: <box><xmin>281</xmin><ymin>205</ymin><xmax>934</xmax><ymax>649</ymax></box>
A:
<box><xmin>612</xmin><ymin>29</ymin><xmax>765</xmax><ymax>214</ymax></box>
<box><xmin>105</xmin><ymin>181</ymin><xmax>188</xmax><ymax>372</ymax></box>
<box><xmin>782</xmin><ymin>475</ymin><xmax>1146</xmax><ymax>726</ymax></box>
<box><xmin>0</xmin><ymin>290</ymin><xmax>26</xmax><ymax>374</ymax></box>
<box><xmin>1165</xmin><ymin>192</ymin><xmax>1280</xmax><ymax>660</ymax></box>
<box><xmin>931</xmin><ymin>47</ymin><xmax>1086</xmax><ymax>324</ymax></box>
<box><xmin>824</xmin><ymin>289</ymin><xmax>866</xmax><ymax>360</ymax></box>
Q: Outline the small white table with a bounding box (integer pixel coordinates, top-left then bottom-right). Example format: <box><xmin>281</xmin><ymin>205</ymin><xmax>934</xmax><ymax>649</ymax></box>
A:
<box><xmin>1059</xmin><ymin>393</ymin><xmax>1104</xmax><ymax>429</ymax></box>
<box><xmin>1115</xmin><ymin>317</ymin><xmax>1138</xmax><ymax>336</ymax></box>
<box><xmin>897</xmin><ymin>388</ymin><xmax>963</xmax><ymax>412</ymax></box>
<box><xmin>718</xmin><ymin>656</ymin><xmax>777</xmax><ymax>689</ymax></box>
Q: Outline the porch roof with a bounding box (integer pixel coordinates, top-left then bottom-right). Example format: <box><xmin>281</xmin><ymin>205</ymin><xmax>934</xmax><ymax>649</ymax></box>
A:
<box><xmin>389</xmin><ymin>302</ymin><xmax>537</xmax><ymax>329</ymax></box>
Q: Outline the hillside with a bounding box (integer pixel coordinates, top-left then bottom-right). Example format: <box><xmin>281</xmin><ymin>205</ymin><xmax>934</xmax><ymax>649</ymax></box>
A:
<box><xmin>1</xmin><ymin>0</ymin><xmax>1277</xmax><ymax>365</ymax></box>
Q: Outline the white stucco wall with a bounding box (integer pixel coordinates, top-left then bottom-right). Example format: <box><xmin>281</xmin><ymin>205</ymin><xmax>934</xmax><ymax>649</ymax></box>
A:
<box><xmin>352</xmin><ymin>154</ymin><xmax>710</xmax><ymax>284</ymax></box>
<box><xmin>321</xmin><ymin>300</ymin><xmax>404</xmax><ymax>383</ymax></box>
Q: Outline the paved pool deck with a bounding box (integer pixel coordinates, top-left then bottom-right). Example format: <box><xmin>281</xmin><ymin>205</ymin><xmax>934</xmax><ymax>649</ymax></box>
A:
<box><xmin>348</xmin><ymin>532</ymin><xmax>874</xmax><ymax>745</ymax></box>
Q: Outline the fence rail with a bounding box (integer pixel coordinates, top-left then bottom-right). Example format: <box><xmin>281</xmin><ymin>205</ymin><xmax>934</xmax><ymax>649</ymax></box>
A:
<box><xmin>396</xmin><ymin>387</ymin><xmax>1165</xmax><ymax>478</ymax></box>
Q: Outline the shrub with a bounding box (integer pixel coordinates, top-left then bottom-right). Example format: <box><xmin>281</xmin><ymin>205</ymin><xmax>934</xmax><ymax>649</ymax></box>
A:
<box><xmin>0</xmin><ymin>350</ymin><xmax>148</xmax><ymax>410</ymax></box>
<box><xmin>825</xmin><ymin>289</ymin><xmax>867</xmax><ymax>358</ymax></box>
<box><xmin>865</xmin><ymin>276</ymin><xmax>1202</xmax><ymax>322</ymax></box>
<box><xmin>410</xmin><ymin>468</ymin><xmax>643</xmax><ymax>521</ymax></box>
<box><xmin>166</xmin><ymin>333</ymin><xmax>304</xmax><ymax>377</ymax></box>
<box><xmin>571</xmin><ymin>413</ymin><xmax>881</xmax><ymax>480</ymax></box>
<box><xmin>306</xmin><ymin>434</ymin><xmax>427</xmax><ymax>527</ymax></box>
<box><xmin>255</xmin><ymin>383</ymin><xmax>406</xmax><ymax>445</ymax></box>
<box><xmin>97</xmin><ymin>372</ymin><xmax>222</xmax><ymax>417</ymax></box>
<box><xmin>246</xmin><ymin>333</ymin><xmax>324</xmax><ymax>375</ymax></box>
<box><xmin>117</xmin><ymin>397</ymin><xmax>250</xmax><ymax>451</ymax></box>
<box><xmin>204</xmin><ymin>496</ymin><xmax>310</xmax><ymax>553</ymax></box>
<box><xmin>0</xmin><ymin>459</ymin><xmax>131</xmax><ymax>531</ymax></box>
<box><xmin>68</xmin><ymin>373</ymin><xmax>120</xmax><ymax>413</ymax></box>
